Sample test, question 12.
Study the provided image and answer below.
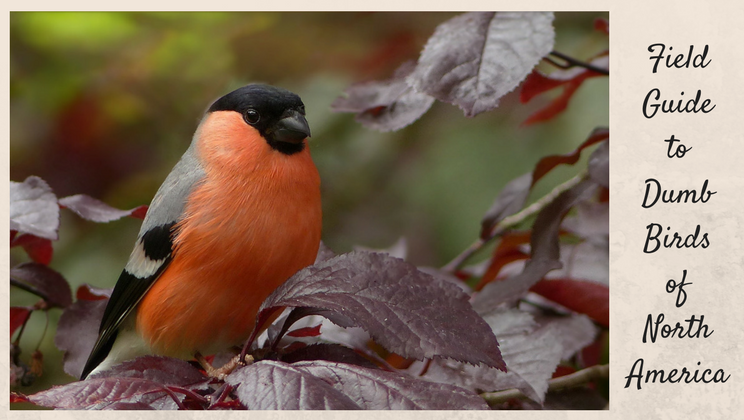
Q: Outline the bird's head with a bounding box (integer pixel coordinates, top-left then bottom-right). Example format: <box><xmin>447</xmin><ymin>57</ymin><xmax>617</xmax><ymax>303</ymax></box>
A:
<box><xmin>207</xmin><ymin>84</ymin><xmax>311</xmax><ymax>156</ymax></box>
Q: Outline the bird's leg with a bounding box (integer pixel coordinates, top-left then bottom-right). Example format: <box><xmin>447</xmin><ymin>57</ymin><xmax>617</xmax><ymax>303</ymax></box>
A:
<box><xmin>195</xmin><ymin>352</ymin><xmax>254</xmax><ymax>380</ymax></box>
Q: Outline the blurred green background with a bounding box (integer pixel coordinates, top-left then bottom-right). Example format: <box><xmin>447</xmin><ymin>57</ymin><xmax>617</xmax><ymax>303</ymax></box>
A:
<box><xmin>10</xmin><ymin>12</ymin><xmax>608</xmax><ymax>395</ymax></box>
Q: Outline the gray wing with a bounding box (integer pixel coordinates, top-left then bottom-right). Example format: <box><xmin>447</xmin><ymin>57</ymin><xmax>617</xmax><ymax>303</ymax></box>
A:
<box><xmin>81</xmin><ymin>142</ymin><xmax>206</xmax><ymax>379</ymax></box>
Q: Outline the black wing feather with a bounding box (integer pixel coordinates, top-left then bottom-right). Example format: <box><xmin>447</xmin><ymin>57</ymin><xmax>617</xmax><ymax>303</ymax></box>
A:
<box><xmin>80</xmin><ymin>222</ymin><xmax>177</xmax><ymax>379</ymax></box>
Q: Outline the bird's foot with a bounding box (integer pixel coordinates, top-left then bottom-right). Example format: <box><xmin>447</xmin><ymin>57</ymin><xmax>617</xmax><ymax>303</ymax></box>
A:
<box><xmin>195</xmin><ymin>352</ymin><xmax>254</xmax><ymax>380</ymax></box>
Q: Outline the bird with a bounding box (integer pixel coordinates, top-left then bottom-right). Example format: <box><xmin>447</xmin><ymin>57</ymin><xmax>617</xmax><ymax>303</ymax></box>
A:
<box><xmin>80</xmin><ymin>84</ymin><xmax>322</xmax><ymax>380</ymax></box>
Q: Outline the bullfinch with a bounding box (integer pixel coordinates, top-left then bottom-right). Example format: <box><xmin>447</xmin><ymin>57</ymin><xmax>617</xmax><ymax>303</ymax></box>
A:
<box><xmin>80</xmin><ymin>84</ymin><xmax>322</xmax><ymax>380</ymax></box>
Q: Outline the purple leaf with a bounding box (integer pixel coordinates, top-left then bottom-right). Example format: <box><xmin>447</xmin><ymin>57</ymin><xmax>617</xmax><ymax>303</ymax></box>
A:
<box><xmin>354</xmin><ymin>236</ymin><xmax>408</xmax><ymax>260</ymax></box>
<box><xmin>26</xmin><ymin>357</ymin><xmax>210</xmax><ymax>410</ymax></box>
<box><xmin>294</xmin><ymin>360</ymin><xmax>489</xmax><ymax>410</ymax></box>
<box><xmin>474</xmin><ymin>179</ymin><xmax>598</xmax><ymax>312</ymax></box>
<box><xmin>226</xmin><ymin>360</ymin><xmax>361</xmax><ymax>409</ymax></box>
<box><xmin>530</xmin><ymin>179</ymin><xmax>597</xmax><ymax>262</ymax></box>
<box><xmin>55</xmin><ymin>298</ymin><xmax>107</xmax><ymax>378</ymax></box>
<box><xmin>259</xmin><ymin>251</ymin><xmax>505</xmax><ymax>370</ymax></box>
<box><xmin>26</xmin><ymin>375</ymin><xmax>184</xmax><ymax>410</ymax></box>
<box><xmin>588</xmin><ymin>140</ymin><xmax>609</xmax><ymax>188</ymax></box>
<box><xmin>480</xmin><ymin>173</ymin><xmax>533</xmax><ymax>239</ymax></box>
<box><xmin>551</xmin><ymin>241</ymin><xmax>609</xmax><ymax>285</ymax></box>
<box><xmin>315</xmin><ymin>241</ymin><xmax>336</xmax><ymax>264</ymax></box>
<box><xmin>10</xmin><ymin>262</ymin><xmax>72</xmax><ymax>308</ymax></box>
<box><xmin>561</xmin><ymin>201</ymin><xmax>609</xmax><ymax>239</ymax></box>
<box><xmin>102</xmin><ymin>402</ymin><xmax>156</xmax><ymax>410</ymax></box>
<box><xmin>408</xmin><ymin>12</ymin><xmax>555</xmax><ymax>117</ymax></box>
<box><xmin>89</xmin><ymin>356</ymin><xmax>207</xmax><ymax>385</ymax></box>
<box><xmin>10</xmin><ymin>176</ymin><xmax>59</xmax><ymax>240</ymax></box>
<box><xmin>332</xmin><ymin>61</ymin><xmax>435</xmax><ymax>132</ymax></box>
<box><xmin>281</xmin><ymin>343</ymin><xmax>379</xmax><ymax>370</ymax></box>
<box><xmin>473</xmin><ymin>259</ymin><xmax>562</xmax><ymax>313</ymax></box>
<box><xmin>58</xmin><ymin>194</ymin><xmax>148</xmax><ymax>223</ymax></box>
<box><xmin>414</xmin><ymin>309</ymin><xmax>597</xmax><ymax>404</ymax></box>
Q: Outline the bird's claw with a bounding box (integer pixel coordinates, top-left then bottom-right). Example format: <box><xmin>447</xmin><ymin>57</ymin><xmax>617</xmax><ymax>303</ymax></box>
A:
<box><xmin>196</xmin><ymin>353</ymin><xmax>254</xmax><ymax>380</ymax></box>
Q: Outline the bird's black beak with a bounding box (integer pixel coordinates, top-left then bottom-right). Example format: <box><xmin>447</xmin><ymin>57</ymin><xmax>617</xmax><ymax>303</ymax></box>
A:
<box><xmin>271</xmin><ymin>110</ymin><xmax>311</xmax><ymax>144</ymax></box>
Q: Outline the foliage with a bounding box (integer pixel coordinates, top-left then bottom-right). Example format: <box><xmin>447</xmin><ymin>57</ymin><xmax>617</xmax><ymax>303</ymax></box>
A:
<box><xmin>10</xmin><ymin>12</ymin><xmax>609</xmax><ymax>410</ymax></box>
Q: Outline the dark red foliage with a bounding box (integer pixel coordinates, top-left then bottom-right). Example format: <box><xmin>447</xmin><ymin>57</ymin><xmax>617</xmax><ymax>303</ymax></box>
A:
<box><xmin>520</xmin><ymin>55</ymin><xmax>608</xmax><ymax>126</ymax></box>
<box><xmin>287</xmin><ymin>324</ymin><xmax>322</xmax><ymax>338</ymax></box>
<box><xmin>11</xmin><ymin>234</ymin><xmax>54</xmax><ymax>265</ymax></box>
<box><xmin>594</xmin><ymin>18</ymin><xmax>609</xmax><ymax>34</ymax></box>
<box><xmin>259</xmin><ymin>251</ymin><xmax>506</xmax><ymax>371</ymax></box>
<box><xmin>10</xmin><ymin>307</ymin><xmax>32</xmax><ymax>338</ymax></box>
<box><xmin>532</xmin><ymin>127</ymin><xmax>609</xmax><ymax>184</ymax></box>
<box><xmin>76</xmin><ymin>284</ymin><xmax>113</xmax><ymax>301</ymax></box>
<box><xmin>477</xmin><ymin>231</ymin><xmax>532</xmax><ymax>290</ymax></box>
<box><xmin>530</xmin><ymin>279</ymin><xmax>610</xmax><ymax>328</ymax></box>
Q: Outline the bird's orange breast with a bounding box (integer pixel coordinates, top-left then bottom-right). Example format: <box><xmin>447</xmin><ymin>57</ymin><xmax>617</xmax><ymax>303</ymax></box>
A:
<box><xmin>135</xmin><ymin>112</ymin><xmax>322</xmax><ymax>357</ymax></box>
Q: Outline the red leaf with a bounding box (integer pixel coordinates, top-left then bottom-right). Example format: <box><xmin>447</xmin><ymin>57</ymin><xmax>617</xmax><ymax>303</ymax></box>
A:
<box><xmin>76</xmin><ymin>283</ymin><xmax>113</xmax><ymax>301</ymax></box>
<box><xmin>10</xmin><ymin>262</ymin><xmax>72</xmax><ymax>308</ymax></box>
<box><xmin>11</xmin><ymin>307</ymin><xmax>32</xmax><ymax>337</ymax></box>
<box><xmin>287</xmin><ymin>324</ymin><xmax>322</xmax><ymax>338</ymax></box>
<box><xmin>129</xmin><ymin>205</ymin><xmax>148</xmax><ymax>220</ymax></box>
<box><xmin>59</xmin><ymin>194</ymin><xmax>148</xmax><ymax>223</ymax></box>
<box><xmin>594</xmin><ymin>18</ymin><xmax>609</xmax><ymax>34</ymax></box>
<box><xmin>530</xmin><ymin>279</ymin><xmax>609</xmax><ymax>328</ymax></box>
<box><xmin>11</xmin><ymin>234</ymin><xmax>54</xmax><ymax>265</ymax></box>
<box><xmin>520</xmin><ymin>70</ymin><xmax>566</xmax><ymax>103</ymax></box>
<box><xmin>10</xmin><ymin>392</ymin><xmax>30</xmax><ymax>404</ymax></box>
<box><xmin>532</xmin><ymin>127</ymin><xmax>609</xmax><ymax>184</ymax></box>
<box><xmin>522</xmin><ymin>79</ymin><xmax>583</xmax><ymax>125</ymax></box>
<box><xmin>520</xmin><ymin>55</ymin><xmax>608</xmax><ymax>125</ymax></box>
<box><xmin>476</xmin><ymin>231</ymin><xmax>532</xmax><ymax>290</ymax></box>
<box><xmin>552</xmin><ymin>365</ymin><xmax>576</xmax><ymax>379</ymax></box>
<box><xmin>581</xmin><ymin>332</ymin><xmax>607</xmax><ymax>368</ymax></box>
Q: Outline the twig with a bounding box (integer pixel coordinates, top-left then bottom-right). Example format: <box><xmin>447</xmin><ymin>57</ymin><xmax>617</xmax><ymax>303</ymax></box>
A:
<box><xmin>442</xmin><ymin>172</ymin><xmax>587</xmax><ymax>273</ymax></box>
<box><xmin>547</xmin><ymin>50</ymin><xmax>609</xmax><ymax>75</ymax></box>
<box><xmin>480</xmin><ymin>364</ymin><xmax>609</xmax><ymax>406</ymax></box>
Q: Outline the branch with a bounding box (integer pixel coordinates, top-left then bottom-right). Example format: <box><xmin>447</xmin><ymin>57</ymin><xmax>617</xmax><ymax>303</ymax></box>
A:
<box><xmin>546</xmin><ymin>50</ymin><xmax>609</xmax><ymax>75</ymax></box>
<box><xmin>442</xmin><ymin>172</ymin><xmax>587</xmax><ymax>273</ymax></box>
<box><xmin>481</xmin><ymin>364</ymin><xmax>609</xmax><ymax>406</ymax></box>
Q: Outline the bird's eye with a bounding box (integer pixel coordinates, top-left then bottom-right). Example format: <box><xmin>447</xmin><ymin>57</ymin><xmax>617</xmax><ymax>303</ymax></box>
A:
<box><xmin>243</xmin><ymin>109</ymin><xmax>260</xmax><ymax>124</ymax></box>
